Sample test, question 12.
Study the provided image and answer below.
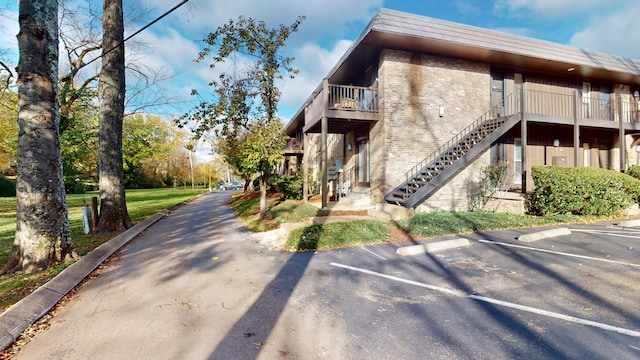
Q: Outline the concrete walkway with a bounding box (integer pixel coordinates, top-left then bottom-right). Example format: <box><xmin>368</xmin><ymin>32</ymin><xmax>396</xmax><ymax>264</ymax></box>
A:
<box><xmin>9</xmin><ymin>192</ymin><xmax>350</xmax><ymax>359</ymax></box>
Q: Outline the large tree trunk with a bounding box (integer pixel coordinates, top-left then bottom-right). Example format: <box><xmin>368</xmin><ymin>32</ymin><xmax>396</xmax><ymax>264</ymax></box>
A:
<box><xmin>95</xmin><ymin>0</ymin><xmax>132</xmax><ymax>233</ymax></box>
<box><xmin>3</xmin><ymin>0</ymin><xmax>74</xmax><ymax>274</ymax></box>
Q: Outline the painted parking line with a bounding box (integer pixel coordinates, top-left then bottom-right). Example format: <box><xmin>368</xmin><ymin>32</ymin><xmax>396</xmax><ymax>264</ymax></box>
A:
<box><xmin>606</xmin><ymin>225</ymin><xmax>640</xmax><ymax>233</ymax></box>
<box><xmin>360</xmin><ymin>247</ymin><xmax>387</xmax><ymax>260</ymax></box>
<box><xmin>330</xmin><ymin>262</ymin><xmax>640</xmax><ymax>338</ymax></box>
<box><xmin>571</xmin><ymin>228</ymin><xmax>640</xmax><ymax>240</ymax></box>
<box><xmin>476</xmin><ymin>239</ymin><xmax>640</xmax><ymax>268</ymax></box>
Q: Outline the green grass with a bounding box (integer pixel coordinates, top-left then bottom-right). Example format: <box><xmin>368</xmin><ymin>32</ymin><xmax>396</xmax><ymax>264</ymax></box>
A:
<box><xmin>396</xmin><ymin>211</ymin><xmax>596</xmax><ymax>238</ymax></box>
<box><xmin>230</xmin><ymin>192</ymin><xmax>328</xmax><ymax>232</ymax></box>
<box><xmin>268</xmin><ymin>200</ymin><xmax>324</xmax><ymax>223</ymax></box>
<box><xmin>229</xmin><ymin>193</ymin><xmax>618</xmax><ymax>253</ymax></box>
<box><xmin>0</xmin><ymin>188</ymin><xmax>205</xmax><ymax>310</ymax></box>
<box><xmin>285</xmin><ymin>220</ymin><xmax>390</xmax><ymax>251</ymax></box>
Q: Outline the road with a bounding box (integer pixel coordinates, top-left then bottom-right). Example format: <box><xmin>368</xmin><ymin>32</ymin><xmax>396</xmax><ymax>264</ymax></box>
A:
<box><xmin>13</xmin><ymin>192</ymin><xmax>640</xmax><ymax>359</ymax></box>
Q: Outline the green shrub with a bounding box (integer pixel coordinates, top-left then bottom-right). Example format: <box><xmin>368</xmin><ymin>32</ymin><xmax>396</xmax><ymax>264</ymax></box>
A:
<box><xmin>527</xmin><ymin>166</ymin><xmax>640</xmax><ymax>216</ymax></box>
<box><xmin>273</xmin><ymin>174</ymin><xmax>303</xmax><ymax>200</ymax></box>
<box><xmin>627</xmin><ymin>165</ymin><xmax>640</xmax><ymax>180</ymax></box>
<box><xmin>0</xmin><ymin>177</ymin><xmax>16</xmax><ymax>197</ymax></box>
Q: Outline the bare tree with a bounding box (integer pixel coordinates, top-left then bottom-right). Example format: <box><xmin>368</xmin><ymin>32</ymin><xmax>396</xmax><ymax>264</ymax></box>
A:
<box><xmin>95</xmin><ymin>0</ymin><xmax>132</xmax><ymax>232</ymax></box>
<box><xmin>57</xmin><ymin>0</ymin><xmax>183</xmax><ymax>130</ymax></box>
<box><xmin>3</xmin><ymin>0</ymin><xmax>74</xmax><ymax>274</ymax></box>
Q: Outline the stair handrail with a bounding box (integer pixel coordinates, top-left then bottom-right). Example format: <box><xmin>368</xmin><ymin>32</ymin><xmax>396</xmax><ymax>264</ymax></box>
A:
<box><xmin>402</xmin><ymin>92</ymin><xmax>516</xmax><ymax>184</ymax></box>
<box><xmin>403</xmin><ymin>110</ymin><xmax>494</xmax><ymax>181</ymax></box>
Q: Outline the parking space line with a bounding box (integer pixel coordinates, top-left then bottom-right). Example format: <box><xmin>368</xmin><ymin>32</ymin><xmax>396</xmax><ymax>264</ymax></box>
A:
<box><xmin>606</xmin><ymin>225</ymin><xmax>640</xmax><ymax>233</ymax></box>
<box><xmin>572</xmin><ymin>228</ymin><xmax>640</xmax><ymax>239</ymax></box>
<box><xmin>360</xmin><ymin>247</ymin><xmax>387</xmax><ymax>260</ymax></box>
<box><xmin>330</xmin><ymin>262</ymin><xmax>640</xmax><ymax>338</ymax></box>
<box><xmin>477</xmin><ymin>239</ymin><xmax>640</xmax><ymax>267</ymax></box>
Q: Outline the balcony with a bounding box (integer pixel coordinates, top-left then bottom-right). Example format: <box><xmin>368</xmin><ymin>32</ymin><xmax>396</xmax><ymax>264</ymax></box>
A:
<box><xmin>283</xmin><ymin>138</ymin><xmax>303</xmax><ymax>156</ymax></box>
<box><xmin>303</xmin><ymin>80</ymin><xmax>379</xmax><ymax>134</ymax></box>
<box><xmin>500</xmin><ymin>89</ymin><xmax>640</xmax><ymax>130</ymax></box>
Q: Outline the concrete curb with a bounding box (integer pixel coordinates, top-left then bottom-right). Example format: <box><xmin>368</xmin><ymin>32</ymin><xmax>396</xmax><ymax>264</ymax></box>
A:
<box><xmin>517</xmin><ymin>227</ymin><xmax>571</xmax><ymax>242</ymax></box>
<box><xmin>0</xmin><ymin>209</ymin><xmax>171</xmax><ymax>351</ymax></box>
<box><xmin>396</xmin><ymin>238</ymin><xmax>471</xmax><ymax>256</ymax></box>
<box><xmin>616</xmin><ymin>219</ymin><xmax>640</xmax><ymax>228</ymax></box>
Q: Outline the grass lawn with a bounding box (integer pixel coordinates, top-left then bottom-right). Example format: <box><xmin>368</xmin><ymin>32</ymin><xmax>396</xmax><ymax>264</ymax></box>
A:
<box><xmin>230</xmin><ymin>191</ymin><xmax>614</xmax><ymax>252</ymax></box>
<box><xmin>0</xmin><ymin>188</ymin><xmax>206</xmax><ymax>310</ymax></box>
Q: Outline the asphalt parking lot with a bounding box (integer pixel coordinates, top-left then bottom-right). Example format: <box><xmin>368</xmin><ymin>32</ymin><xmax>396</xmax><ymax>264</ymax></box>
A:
<box><xmin>322</xmin><ymin>222</ymin><xmax>640</xmax><ymax>359</ymax></box>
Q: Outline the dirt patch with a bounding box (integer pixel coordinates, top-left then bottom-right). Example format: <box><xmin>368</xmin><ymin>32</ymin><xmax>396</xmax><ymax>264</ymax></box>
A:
<box><xmin>388</xmin><ymin>225</ymin><xmax>416</xmax><ymax>243</ymax></box>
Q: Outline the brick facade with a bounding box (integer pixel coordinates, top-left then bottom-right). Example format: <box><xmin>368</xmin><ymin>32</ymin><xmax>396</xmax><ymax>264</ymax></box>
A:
<box><xmin>373</xmin><ymin>49</ymin><xmax>492</xmax><ymax>210</ymax></box>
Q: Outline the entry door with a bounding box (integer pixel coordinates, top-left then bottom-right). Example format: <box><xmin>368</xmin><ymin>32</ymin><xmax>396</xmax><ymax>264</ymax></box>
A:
<box><xmin>357</xmin><ymin>139</ymin><xmax>370</xmax><ymax>187</ymax></box>
<box><xmin>490</xmin><ymin>73</ymin><xmax>505</xmax><ymax>117</ymax></box>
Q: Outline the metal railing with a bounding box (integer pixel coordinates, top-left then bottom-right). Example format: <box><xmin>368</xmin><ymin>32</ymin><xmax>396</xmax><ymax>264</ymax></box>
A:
<box><xmin>403</xmin><ymin>110</ymin><xmax>496</xmax><ymax>181</ymax></box>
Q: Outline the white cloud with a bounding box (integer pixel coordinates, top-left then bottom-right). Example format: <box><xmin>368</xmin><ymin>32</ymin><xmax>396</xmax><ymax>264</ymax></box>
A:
<box><xmin>493</xmin><ymin>0</ymin><xmax>606</xmax><ymax>18</ymax></box>
<box><xmin>569</xmin><ymin>4</ymin><xmax>640</xmax><ymax>60</ymax></box>
<box><xmin>140</xmin><ymin>0</ymin><xmax>382</xmax><ymax>44</ymax></box>
<box><xmin>278</xmin><ymin>39</ymin><xmax>353</xmax><ymax>117</ymax></box>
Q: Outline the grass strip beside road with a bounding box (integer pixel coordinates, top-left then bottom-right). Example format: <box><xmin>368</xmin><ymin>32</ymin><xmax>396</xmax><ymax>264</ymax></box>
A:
<box><xmin>0</xmin><ymin>188</ymin><xmax>206</xmax><ymax>310</ymax></box>
<box><xmin>397</xmin><ymin>210</ymin><xmax>595</xmax><ymax>238</ymax></box>
<box><xmin>231</xmin><ymin>192</ymin><xmax>612</xmax><ymax>251</ymax></box>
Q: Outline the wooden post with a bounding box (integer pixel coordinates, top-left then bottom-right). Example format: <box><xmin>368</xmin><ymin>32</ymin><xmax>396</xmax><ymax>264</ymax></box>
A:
<box><xmin>520</xmin><ymin>82</ymin><xmax>527</xmax><ymax>192</ymax></box>
<box><xmin>321</xmin><ymin>79</ymin><xmax>329</xmax><ymax>210</ymax></box>
<box><xmin>574</xmin><ymin>90</ymin><xmax>580</xmax><ymax>167</ymax></box>
<box><xmin>619</xmin><ymin>94</ymin><xmax>626</xmax><ymax>171</ymax></box>
<box><xmin>91</xmin><ymin>196</ymin><xmax>99</xmax><ymax>231</ymax></box>
<box><xmin>303</xmin><ymin>131</ymin><xmax>309</xmax><ymax>202</ymax></box>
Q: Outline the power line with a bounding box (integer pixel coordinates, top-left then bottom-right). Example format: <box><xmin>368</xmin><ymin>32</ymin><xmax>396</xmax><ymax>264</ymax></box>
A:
<box><xmin>62</xmin><ymin>0</ymin><xmax>189</xmax><ymax>81</ymax></box>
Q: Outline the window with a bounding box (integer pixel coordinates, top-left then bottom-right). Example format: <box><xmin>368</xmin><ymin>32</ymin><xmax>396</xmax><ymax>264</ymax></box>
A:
<box><xmin>582</xmin><ymin>82</ymin><xmax>591</xmax><ymax>118</ymax></box>
<box><xmin>514</xmin><ymin>138</ymin><xmax>522</xmax><ymax>184</ymax></box>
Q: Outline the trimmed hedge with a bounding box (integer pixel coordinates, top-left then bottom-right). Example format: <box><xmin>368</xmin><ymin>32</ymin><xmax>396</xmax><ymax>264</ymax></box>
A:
<box><xmin>527</xmin><ymin>166</ymin><xmax>640</xmax><ymax>216</ymax></box>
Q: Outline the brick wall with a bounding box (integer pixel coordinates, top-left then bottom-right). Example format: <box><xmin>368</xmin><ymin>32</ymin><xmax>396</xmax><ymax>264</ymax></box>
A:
<box><xmin>373</xmin><ymin>49</ymin><xmax>492</xmax><ymax>210</ymax></box>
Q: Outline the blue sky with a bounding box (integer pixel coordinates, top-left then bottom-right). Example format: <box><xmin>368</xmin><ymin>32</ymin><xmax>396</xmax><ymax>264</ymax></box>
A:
<box><xmin>2</xmin><ymin>0</ymin><xmax>640</xmax><ymax>122</ymax></box>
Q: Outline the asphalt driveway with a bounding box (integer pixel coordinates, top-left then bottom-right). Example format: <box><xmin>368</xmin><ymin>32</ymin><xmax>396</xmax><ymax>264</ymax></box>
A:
<box><xmin>10</xmin><ymin>192</ymin><xmax>640</xmax><ymax>359</ymax></box>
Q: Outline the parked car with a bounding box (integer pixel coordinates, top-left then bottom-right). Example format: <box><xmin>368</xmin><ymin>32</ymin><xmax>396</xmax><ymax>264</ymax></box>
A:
<box><xmin>220</xmin><ymin>182</ymin><xmax>243</xmax><ymax>191</ymax></box>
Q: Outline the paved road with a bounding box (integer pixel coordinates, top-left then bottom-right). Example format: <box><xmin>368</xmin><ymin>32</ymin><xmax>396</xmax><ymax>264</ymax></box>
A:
<box><xmin>13</xmin><ymin>192</ymin><xmax>640</xmax><ymax>359</ymax></box>
<box><xmin>14</xmin><ymin>192</ymin><xmax>350</xmax><ymax>359</ymax></box>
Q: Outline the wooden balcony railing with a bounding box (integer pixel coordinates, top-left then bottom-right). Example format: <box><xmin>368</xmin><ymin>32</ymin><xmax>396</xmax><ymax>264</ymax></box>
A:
<box><xmin>327</xmin><ymin>84</ymin><xmax>379</xmax><ymax>112</ymax></box>
<box><xmin>499</xmin><ymin>89</ymin><xmax>640</xmax><ymax>124</ymax></box>
<box><xmin>305</xmin><ymin>81</ymin><xmax>379</xmax><ymax>126</ymax></box>
<box><xmin>283</xmin><ymin>138</ymin><xmax>303</xmax><ymax>154</ymax></box>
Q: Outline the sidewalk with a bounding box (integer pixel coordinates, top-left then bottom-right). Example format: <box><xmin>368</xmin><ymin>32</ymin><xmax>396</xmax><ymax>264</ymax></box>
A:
<box><xmin>0</xmin><ymin>208</ymin><xmax>172</xmax><ymax>352</ymax></box>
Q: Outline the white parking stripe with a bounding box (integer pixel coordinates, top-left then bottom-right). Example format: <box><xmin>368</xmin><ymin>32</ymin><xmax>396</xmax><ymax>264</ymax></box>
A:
<box><xmin>571</xmin><ymin>228</ymin><xmax>640</xmax><ymax>239</ymax></box>
<box><xmin>477</xmin><ymin>239</ymin><xmax>640</xmax><ymax>267</ymax></box>
<box><xmin>330</xmin><ymin>262</ymin><xmax>640</xmax><ymax>338</ymax></box>
<box><xmin>360</xmin><ymin>247</ymin><xmax>387</xmax><ymax>260</ymax></box>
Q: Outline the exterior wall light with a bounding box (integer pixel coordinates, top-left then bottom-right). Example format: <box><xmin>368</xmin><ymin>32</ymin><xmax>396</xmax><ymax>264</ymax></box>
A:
<box><xmin>553</xmin><ymin>139</ymin><xmax>560</xmax><ymax>147</ymax></box>
<box><xmin>438</xmin><ymin>105</ymin><xmax>444</xmax><ymax>117</ymax></box>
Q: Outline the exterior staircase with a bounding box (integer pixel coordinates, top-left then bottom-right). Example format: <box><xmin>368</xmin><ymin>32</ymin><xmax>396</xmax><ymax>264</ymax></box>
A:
<box><xmin>385</xmin><ymin>112</ymin><xmax>520</xmax><ymax>208</ymax></box>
